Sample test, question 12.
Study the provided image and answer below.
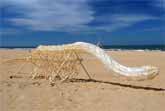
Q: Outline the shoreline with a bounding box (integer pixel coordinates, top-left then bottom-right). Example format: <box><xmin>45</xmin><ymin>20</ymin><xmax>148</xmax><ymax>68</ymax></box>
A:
<box><xmin>0</xmin><ymin>48</ymin><xmax>165</xmax><ymax>52</ymax></box>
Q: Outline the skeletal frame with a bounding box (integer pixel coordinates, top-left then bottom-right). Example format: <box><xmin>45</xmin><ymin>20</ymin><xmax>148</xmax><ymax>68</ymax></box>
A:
<box><xmin>3</xmin><ymin>42</ymin><xmax>159</xmax><ymax>82</ymax></box>
<box><xmin>8</xmin><ymin>49</ymin><xmax>92</xmax><ymax>83</ymax></box>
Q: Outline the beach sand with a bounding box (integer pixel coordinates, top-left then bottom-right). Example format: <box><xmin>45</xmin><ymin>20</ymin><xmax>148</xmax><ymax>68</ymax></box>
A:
<box><xmin>0</xmin><ymin>49</ymin><xmax>165</xmax><ymax>111</ymax></box>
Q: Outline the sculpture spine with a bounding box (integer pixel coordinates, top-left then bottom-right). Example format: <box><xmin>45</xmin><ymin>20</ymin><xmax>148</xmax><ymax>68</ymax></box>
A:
<box><xmin>37</xmin><ymin>42</ymin><xmax>159</xmax><ymax>80</ymax></box>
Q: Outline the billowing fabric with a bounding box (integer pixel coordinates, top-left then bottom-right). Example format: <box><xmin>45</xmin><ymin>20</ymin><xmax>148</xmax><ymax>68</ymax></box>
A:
<box><xmin>37</xmin><ymin>42</ymin><xmax>159</xmax><ymax>80</ymax></box>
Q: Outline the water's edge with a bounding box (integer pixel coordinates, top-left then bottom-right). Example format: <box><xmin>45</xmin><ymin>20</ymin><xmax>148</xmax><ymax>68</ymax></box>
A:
<box><xmin>0</xmin><ymin>45</ymin><xmax>165</xmax><ymax>51</ymax></box>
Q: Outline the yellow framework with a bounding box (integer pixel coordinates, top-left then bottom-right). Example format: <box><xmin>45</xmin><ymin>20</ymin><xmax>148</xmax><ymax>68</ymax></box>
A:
<box><xmin>4</xmin><ymin>49</ymin><xmax>92</xmax><ymax>83</ymax></box>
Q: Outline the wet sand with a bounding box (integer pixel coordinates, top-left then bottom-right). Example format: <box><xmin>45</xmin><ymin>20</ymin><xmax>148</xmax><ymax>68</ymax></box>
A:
<box><xmin>0</xmin><ymin>49</ymin><xmax>165</xmax><ymax>111</ymax></box>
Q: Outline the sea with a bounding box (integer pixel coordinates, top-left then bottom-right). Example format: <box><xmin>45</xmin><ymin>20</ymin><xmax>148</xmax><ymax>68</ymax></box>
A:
<box><xmin>0</xmin><ymin>45</ymin><xmax>165</xmax><ymax>51</ymax></box>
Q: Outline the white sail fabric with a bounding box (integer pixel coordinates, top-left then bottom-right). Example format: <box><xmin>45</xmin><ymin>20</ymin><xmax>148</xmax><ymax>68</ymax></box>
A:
<box><xmin>37</xmin><ymin>42</ymin><xmax>159</xmax><ymax>80</ymax></box>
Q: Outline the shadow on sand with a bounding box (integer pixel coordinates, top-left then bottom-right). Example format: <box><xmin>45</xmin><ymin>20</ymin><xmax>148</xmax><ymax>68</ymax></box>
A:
<box><xmin>8</xmin><ymin>74</ymin><xmax>165</xmax><ymax>91</ymax></box>
<box><xmin>69</xmin><ymin>78</ymin><xmax>165</xmax><ymax>92</ymax></box>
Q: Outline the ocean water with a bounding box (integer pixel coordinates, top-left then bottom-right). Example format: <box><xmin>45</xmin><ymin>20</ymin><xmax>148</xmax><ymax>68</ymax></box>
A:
<box><xmin>0</xmin><ymin>45</ymin><xmax>165</xmax><ymax>51</ymax></box>
<box><xmin>102</xmin><ymin>45</ymin><xmax>165</xmax><ymax>51</ymax></box>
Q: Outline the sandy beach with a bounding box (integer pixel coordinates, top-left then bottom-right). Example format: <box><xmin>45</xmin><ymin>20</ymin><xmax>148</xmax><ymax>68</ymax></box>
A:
<box><xmin>0</xmin><ymin>49</ymin><xmax>165</xmax><ymax>111</ymax></box>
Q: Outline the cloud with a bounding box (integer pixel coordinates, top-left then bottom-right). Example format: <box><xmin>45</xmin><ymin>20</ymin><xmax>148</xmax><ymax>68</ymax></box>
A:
<box><xmin>0</xmin><ymin>28</ymin><xmax>21</xmax><ymax>36</ymax></box>
<box><xmin>3</xmin><ymin>0</ymin><xmax>94</xmax><ymax>31</ymax></box>
<box><xmin>154</xmin><ymin>0</ymin><xmax>165</xmax><ymax>8</ymax></box>
<box><xmin>112</xmin><ymin>15</ymin><xmax>156</xmax><ymax>23</ymax></box>
<box><xmin>1</xmin><ymin>0</ymin><xmax>161</xmax><ymax>33</ymax></box>
<box><xmin>93</xmin><ymin>14</ymin><xmax>158</xmax><ymax>32</ymax></box>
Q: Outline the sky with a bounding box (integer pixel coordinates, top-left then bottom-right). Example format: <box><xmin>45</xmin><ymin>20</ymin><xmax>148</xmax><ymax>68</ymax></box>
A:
<box><xmin>0</xmin><ymin>0</ymin><xmax>165</xmax><ymax>46</ymax></box>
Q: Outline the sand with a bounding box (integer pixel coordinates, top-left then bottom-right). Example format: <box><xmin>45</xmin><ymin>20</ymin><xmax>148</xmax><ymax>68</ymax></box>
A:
<box><xmin>0</xmin><ymin>49</ymin><xmax>165</xmax><ymax>111</ymax></box>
